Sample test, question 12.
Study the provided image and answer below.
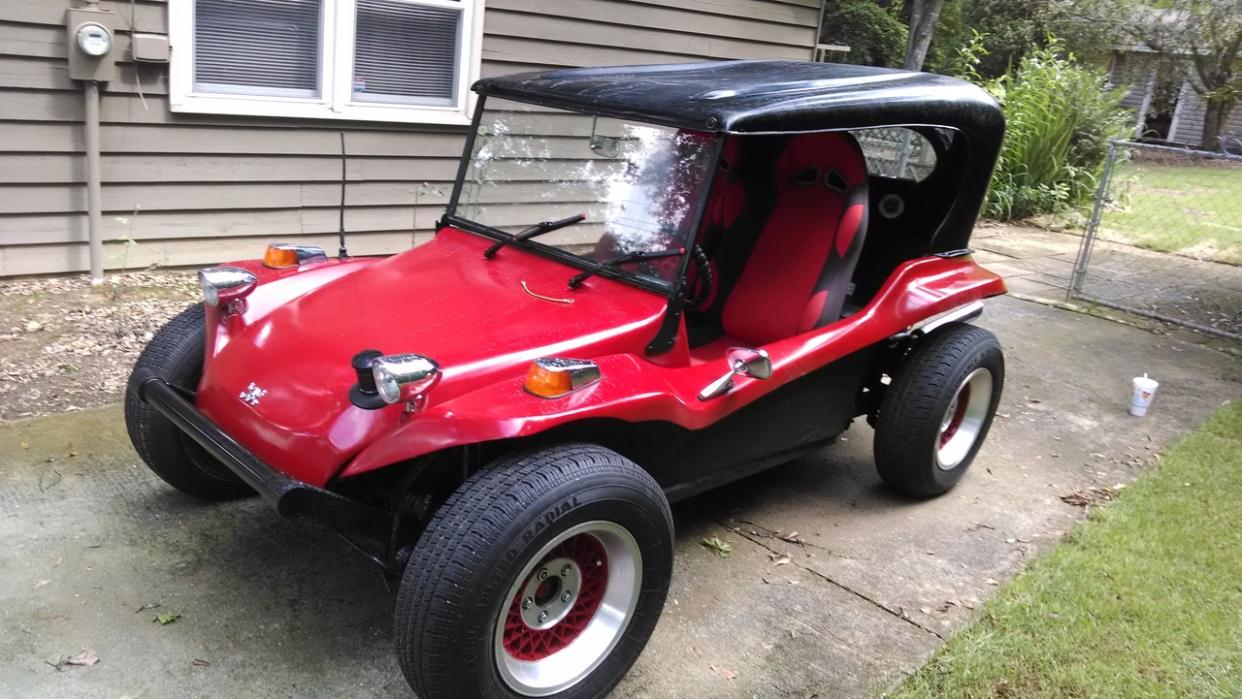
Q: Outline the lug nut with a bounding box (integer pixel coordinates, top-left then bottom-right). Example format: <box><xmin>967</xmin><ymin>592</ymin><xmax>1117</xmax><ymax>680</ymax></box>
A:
<box><xmin>561</xmin><ymin>590</ymin><xmax>573</xmax><ymax>603</ymax></box>
<box><xmin>537</xmin><ymin>568</ymin><xmax>549</xmax><ymax>581</ymax></box>
<box><xmin>560</xmin><ymin>564</ymin><xmax>572</xmax><ymax>577</ymax></box>
<box><xmin>522</xmin><ymin>597</ymin><xmax>532</xmax><ymax>609</ymax></box>
<box><xmin>537</xmin><ymin>610</ymin><xmax>548</xmax><ymax>623</ymax></box>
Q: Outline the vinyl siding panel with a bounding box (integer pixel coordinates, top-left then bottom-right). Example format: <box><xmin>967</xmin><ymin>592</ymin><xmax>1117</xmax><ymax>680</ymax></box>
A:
<box><xmin>0</xmin><ymin>0</ymin><xmax>820</xmax><ymax>276</ymax></box>
<box><xmin>1173</xmin><ymin>88</ymin><xmax>1207</xmax><ymax>146</ymax></box>
<box><xmin>1168</xmin><ymin>86</ymin><xmax>1242</xmax><ymax>147</ymax></box>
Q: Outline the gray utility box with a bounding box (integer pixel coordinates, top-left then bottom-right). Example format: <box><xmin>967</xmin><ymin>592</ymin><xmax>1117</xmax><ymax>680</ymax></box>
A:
<box><xmin>66</xmin><ymin>7</ymin><xmax>118</xmax><ymax>82</ymax></box>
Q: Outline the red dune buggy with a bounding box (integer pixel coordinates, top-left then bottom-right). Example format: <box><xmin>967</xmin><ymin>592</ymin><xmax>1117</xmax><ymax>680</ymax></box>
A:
<box><xmin>127</xmin><ymin>60</ymin><xmax>1006</xmax><ymax>697</ymax></box>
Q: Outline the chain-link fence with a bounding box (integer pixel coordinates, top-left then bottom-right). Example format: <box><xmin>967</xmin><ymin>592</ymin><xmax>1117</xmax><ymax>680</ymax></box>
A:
<box><xmin>1069</xmin><ymin>141</ymin><xmax>1242</xmax><ymax>340</ymax></box>
<box><xmin>852</xmin><ymin>127</ymin><xmax>937</xmax><ymax>181</ymax></box>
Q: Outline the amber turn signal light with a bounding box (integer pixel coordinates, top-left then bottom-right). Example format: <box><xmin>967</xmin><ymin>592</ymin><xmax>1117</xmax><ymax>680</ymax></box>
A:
<box><xmin>263</xmin><ymin>243</ymin><xmax>328</xmax><ymax>269</ymax></box>
<box><xmin>524</xmin><ymin>358</ymin><xmax>601</xmax><ymax>398</ymax></box>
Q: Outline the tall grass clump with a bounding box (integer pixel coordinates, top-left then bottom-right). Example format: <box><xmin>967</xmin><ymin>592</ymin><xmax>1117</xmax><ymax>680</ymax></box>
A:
<box><xmin>978</xmin><ymin>38</ymin><xmax>1131</xmax><ymax>220</ymax></box>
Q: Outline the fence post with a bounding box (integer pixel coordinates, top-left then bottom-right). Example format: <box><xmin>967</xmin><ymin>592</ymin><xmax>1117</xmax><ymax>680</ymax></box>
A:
<box><xmin>1069</xmin><ymin>140</ymin><xmax>1120</xmax><ymax>298</ymax></box>
<box><xmin>894</xmin><ymin>130</ymin><xmax>913</xmax><ymax>179</ymax></box>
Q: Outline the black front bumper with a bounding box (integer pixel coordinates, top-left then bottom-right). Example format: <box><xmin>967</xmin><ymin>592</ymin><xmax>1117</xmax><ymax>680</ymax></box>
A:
<box><xmin>139</xmin><ymin>378</ymin><xmax>389</xmax><ymax>553</ymax></box>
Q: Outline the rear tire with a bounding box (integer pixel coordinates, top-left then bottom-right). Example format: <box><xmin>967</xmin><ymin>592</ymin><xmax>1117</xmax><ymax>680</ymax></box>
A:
<box><xmin>874</xmin><ymin>323</ymin><xmax>1004</xmax><ymax>497</ymax></box>
<box><xmin>124</xmin><ymin>304</ymin><xmax>252</xmax><ymax>501</ymax></box>
<box><xmin>394</xmin><ymin>444</ymin><xmax>674</xmax><ymax>698</ymax></box>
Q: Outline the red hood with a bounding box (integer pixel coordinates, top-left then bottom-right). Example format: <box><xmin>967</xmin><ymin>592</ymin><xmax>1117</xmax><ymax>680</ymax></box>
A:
<box><xmin>196</xmin><ymin>227</ymin><xmax>668</xmax><ymax>486</ymax></box>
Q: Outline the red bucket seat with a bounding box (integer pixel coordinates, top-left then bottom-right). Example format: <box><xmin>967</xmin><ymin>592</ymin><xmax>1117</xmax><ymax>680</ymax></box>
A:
<box><xmin>718</xmin><ymin>132</ymin><xmax>869</xmax><ymax>346</ymax></box>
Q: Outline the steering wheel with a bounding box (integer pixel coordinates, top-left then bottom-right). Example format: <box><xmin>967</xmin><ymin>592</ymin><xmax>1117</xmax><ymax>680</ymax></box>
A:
<box><xmin>686</xmin><ymin>244</ymin><xmax>714</xmax><ymax>309</ymax></box>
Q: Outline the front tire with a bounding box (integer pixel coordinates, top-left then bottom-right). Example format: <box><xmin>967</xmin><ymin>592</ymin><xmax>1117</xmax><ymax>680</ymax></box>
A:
<box><xmin>124</xmin><ymin>304</ymin><xmax>252</xmax><ymax>501</ymax></box>
<box><xmin>394</xmin><ymin>444</ymin><xmax>674</xmax><ymax>698</ymax></box>
<box><xmin>874</xmin><ymin>323</ymin><xmax>1004</xmax><ymax>497</ymax></box>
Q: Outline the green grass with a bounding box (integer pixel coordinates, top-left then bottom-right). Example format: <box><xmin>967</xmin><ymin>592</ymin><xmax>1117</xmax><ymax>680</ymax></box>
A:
<box><xmin>890</xmin><ymin>401</ymin><xmax>1242</xmax><ymax>698</ymax></box>
<box><xmin>1099</xmin><ymin>162</ymin><xmax>1242</xmax><ymax>265</ymax></box>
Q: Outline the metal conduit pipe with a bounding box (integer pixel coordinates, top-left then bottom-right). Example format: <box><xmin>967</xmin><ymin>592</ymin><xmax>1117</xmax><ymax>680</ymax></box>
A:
<box><xmin>84</xmin><ymin>79</ymin><xmax>104</xmax><ymax>285</ymax></box>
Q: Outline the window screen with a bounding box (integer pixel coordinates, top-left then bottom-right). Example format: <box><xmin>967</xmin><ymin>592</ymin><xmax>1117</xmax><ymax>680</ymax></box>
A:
<box><xmin>353</xmin><ymin>0</ymin><xmax>461</xmax><ymax>105</ymax></box>
<box><xmin>851</xmin><ymin>127</ymin><xmax>939</xmax><ymax>182</ymax></box>
<box><xmin>193</xmin><ymin>0</ymin><xmax>321</xmax><ymax>97</ymax></box>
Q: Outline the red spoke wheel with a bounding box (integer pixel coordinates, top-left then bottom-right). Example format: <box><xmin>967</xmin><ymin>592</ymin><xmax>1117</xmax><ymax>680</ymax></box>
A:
<box><xmin>875</xmin><ymin>323</ymin><xmax>1004</xmax><ymax>497</ymax></box>
<box><xmin>936</xmin><ymin>368</ymin><xmax>992</xmax><ymax>470</ymax></box>
<box><xmin>494</xmin><ymin>522</ymin><xmax>641</xmax><ymax>694</ymax></box>
<box><xmin>394</xmin><ymin>444</ymin><xmax>672</xmax><ymax>699</ymax></box>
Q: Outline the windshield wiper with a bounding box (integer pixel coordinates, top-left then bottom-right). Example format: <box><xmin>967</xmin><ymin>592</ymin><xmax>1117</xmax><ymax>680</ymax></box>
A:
<box><xmin>567</xmin><ymin>247</ymin><xmax>685</xmax><ymax>289</ymax></box>
<box><xmin>483</xmin><ymin>213</ymin><xmax>586</xmax><ymax>259</ymax></box>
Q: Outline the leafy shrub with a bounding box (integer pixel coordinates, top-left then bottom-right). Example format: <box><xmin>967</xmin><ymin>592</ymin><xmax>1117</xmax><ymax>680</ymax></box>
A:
<box><xmin>978</xmin><ymin>39</ymin><xmax>1132</xmax><ymax>221</ymax></box>
<box><xmin>819</xmin><ymin>0</ymin><xmax>907</xmax><ymax>68</ymax></box>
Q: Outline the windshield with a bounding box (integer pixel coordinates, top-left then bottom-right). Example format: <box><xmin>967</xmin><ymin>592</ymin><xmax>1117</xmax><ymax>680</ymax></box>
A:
<box><xmin>450</xmin><ymin>98</ymin><xmax>719</xmax><ymax>287</ymax></box>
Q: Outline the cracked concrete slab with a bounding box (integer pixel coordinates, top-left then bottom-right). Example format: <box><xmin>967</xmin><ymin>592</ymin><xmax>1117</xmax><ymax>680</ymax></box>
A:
<box><xmin>1</xmin><ymin>296</ymin><xmax>1238</xmax><ymax>697</ymax></box>
<box><xmin>974</xmin><ymin>224</ymin><xmax>1242</xmax><ymax>337</ymax></box>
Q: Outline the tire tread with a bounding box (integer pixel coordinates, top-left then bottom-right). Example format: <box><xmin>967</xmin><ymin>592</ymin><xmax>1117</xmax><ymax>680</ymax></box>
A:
<box><xmin>874</xmin><ymin>323</ymin><xmax>1003</xmax><ymax>497</ymax></box>
<box><xmin>395</xmin><ymin>444</ymin><xmax>671</xmax><ymax>698</ymax></box>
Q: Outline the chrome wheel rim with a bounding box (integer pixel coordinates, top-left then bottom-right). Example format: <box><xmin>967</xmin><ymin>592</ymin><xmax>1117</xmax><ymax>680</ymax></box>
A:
<box><xmin>936</xmin><ymin>368</ymin><xmax>993</xmax><ymax>470</ymax></box>
<box><xmin>494</xmin><ymin>520</ymin><xmax>642</xmax><ymax>696</ymax></box>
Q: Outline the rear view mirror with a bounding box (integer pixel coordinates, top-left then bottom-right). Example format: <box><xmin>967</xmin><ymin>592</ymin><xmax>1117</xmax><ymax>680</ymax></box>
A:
<box><xmin>698</xmin><ymin>347</ymin><xmax>771</xmax><ymax>400</ymax></box>
<box><xmin>589</xmin><ymin>134</ymin><xmax>620</xmax><ymax>158</ymax></box>
<box><xmin>727</xmin><ymin>347</ymin><xmax>771</xmax><ymax>379</ymax></box>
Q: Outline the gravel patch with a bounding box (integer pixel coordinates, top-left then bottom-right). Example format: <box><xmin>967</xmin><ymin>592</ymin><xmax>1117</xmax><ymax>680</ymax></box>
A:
<box><xmin>0</xmin><ymin>271</ymin><xmax>198</xmax><ymax>421</ymax></box>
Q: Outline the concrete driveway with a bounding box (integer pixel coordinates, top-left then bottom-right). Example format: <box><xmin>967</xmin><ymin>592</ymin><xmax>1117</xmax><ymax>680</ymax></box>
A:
<box><xmin>1</xmin><ymin>295</ymin><xmax>1238</xmax><ymax>697</ymax></box>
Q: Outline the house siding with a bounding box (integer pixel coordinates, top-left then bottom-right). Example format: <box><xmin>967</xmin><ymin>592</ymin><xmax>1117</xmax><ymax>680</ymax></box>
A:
<box><xmin>1108</xmin><ymin>50</ymin><xmax>1242</xmax><ymax>148</ymax></box>
<box><xmin>1167</xmin><ymin>84</ymin><xmax>1242</xmax><ymax>147</ymax></box>
<box><xmin>0</xmin><ymin>0</ymin><xmax>821</xmax><ymax>277</ymax></box>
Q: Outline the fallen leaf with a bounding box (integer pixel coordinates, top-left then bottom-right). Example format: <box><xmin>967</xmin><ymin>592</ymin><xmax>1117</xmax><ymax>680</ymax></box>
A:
<box><xmin>192</xmin><ymin>658</ymin><xmax>211</xmax><ymax>667</ymax></box>
<box><xmin>709</xmin><ymin>664</ymin><xmax>737</xmax><ymax>680</ymax></box>
<box><xmin>153</xmin><ymin>613</ymin><xmax>181</xmax><ymax>625</ymax></box>
<box><xmin>33</xmin><ymin>579</ymin><xmax>50</xmax><ymax>589</ymax></box>
<box><xmin>64</xmin><ymin>649</ymin><xmax>99</xmax><ymax>667</ymax></box>
<box><xmin>1060</xmin><ymin>487</ymin><xmax>1117</xmax><ymax>507</ymax></box>
<box><xmin>135</xmin><ymin>602</ymin><xmax>161</xmax><ymax>614</ymax></box>
<box><xmin>778</xmin><ymin>531</ymin><xmax>802</xmax><ymax>544</ymax></box>
<box><xmin>985</xmin><ymin>578</ymin><xmax>999</xmax><ymax>586</ymax></box>
<box><xmin>20</xmin><ymin>441</ymin><xmax>29</xmax><ymax>449</ymax></box>
<box><xmin>700</xmin><ymin>537</ymin><xmax>732</xmax><ymax>558</ymax></box>
<box><xmin>772</xmin><ymin>556</ymin><xmax>792</xmax><ymax>567</ymax></box>
<box><xmin>37</xmin><ymin>470</ymin><xmax>62</xmax><ymax>492</ymax></box>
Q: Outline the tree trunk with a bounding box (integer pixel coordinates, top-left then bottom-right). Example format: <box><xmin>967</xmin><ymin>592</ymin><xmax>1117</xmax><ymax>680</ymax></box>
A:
<box><xmin>1200</xmin><ymin>98</ymin><xmax>1233</xmax><ymax>150</ymax></box>
<box><xmin>904</xmin><ymin>0</ymin><xmax>946</xmax><ymax>71</ymax></box>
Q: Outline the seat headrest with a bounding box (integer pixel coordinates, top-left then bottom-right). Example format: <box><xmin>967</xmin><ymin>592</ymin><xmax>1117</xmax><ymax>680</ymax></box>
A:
<box><xmin>776</xmin><ymin>132</ymin><xmax>867</xmax><ymax>191</ymax></box>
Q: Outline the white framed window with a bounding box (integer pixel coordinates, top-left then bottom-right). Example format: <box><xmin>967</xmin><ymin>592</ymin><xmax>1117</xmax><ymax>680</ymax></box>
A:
<box><xmin>169</xmin><ymin>0</ymin><xmax>484</xmax><ymax>125</ymax></box>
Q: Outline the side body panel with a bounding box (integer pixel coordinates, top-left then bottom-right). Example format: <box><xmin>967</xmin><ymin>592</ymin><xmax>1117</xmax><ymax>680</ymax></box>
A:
<box><xmin>509</xmin><ymin>346</ymin><xmax>876</xmax><ymax>500</ymax></box>
<box><xmin>340</xmin><ymin>254</ymin><xmax>1005</xmax><ymax>480</ymax></box>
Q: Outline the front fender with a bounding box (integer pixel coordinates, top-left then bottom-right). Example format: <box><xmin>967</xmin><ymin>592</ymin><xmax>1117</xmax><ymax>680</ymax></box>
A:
<box><xmin>203</xmin><ymin>256</ymin><xmax>380</xmax><ymax>353</ymax></box>
<box><xmin>338</xmin><ymin>254</ymin><xmax>1006</xmax><ymax>479</ymax></box>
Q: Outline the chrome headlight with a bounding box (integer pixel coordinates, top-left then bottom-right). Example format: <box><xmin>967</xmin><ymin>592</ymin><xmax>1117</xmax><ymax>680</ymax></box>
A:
<box><xmin>199</xmin><ymin>267</ymin><xmax>257</xmax><ymax>307</ymax></box>
<box><xmin>372</xmin><ymin>354</ymin><xmax>440</xmax><ymax>405</ymax></box>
